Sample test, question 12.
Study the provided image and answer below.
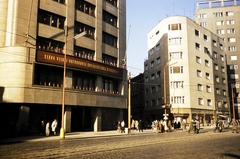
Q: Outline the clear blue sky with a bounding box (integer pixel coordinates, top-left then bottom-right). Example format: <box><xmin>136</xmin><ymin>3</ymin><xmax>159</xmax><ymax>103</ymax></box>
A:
<box><xmin>126</xmin><ymin>0</ymin><xmax>200</xmax><ymax>77</ymax></box>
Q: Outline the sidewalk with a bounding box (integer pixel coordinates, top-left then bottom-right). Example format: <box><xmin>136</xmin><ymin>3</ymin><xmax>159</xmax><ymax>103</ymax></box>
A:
<box><xmin>0</xmin><ymin>126</ymin><xmax>215</xmax><ymax>143</ymax></box>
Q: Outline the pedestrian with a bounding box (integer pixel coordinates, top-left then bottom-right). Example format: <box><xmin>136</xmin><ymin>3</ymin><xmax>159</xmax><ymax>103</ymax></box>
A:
<box><xmin>163</xmin><ymin>120</ymin><xmax>168</xmax><ymax>133</ymax></box>
<box><xmin>51</xmin><ymin>119</ymin><xmax>58</xmax><ymax>135</ymax></box>
<box><xmin>135</xmin><ymin>120</ymin><xmax>139</xmax><ymax>131</ymax></box>
<box><xmin>230</xmin><ymin>118</ymin><xmax>239</xmax><ymax>133</ymax></box>
<box><xmin>195</xmin><ymin>119</ymin><xmax>200</xmax><ymax>134</ymax></box>
<box><xmin>214</xmin><ymin>119</ymin><xmax>219</xmax><ymax>132</ymax></box>
<box><xmin>45</xmin><ymin>121</ymin><xmax>50</xmax><ymax>136</ymax></box>
<box><xmin>117</xmin><ymin>120</ymin><xmax>121</xmax><ymax>133</ymax></box>
<box><xmin>181</xmin><ymin>119</ymin><xmax>186</xmax><ymax>131</ymax></box>
<box><xmin>121</xmin><ymin>120</ymin><xmax>125</xmax><ymax>133</ymax></box>
<box><xmin>159</xmin><ymin>120</ymin><xmax>163</xmax><ymax>133</ymax></box>
<box><xmin>188</xmin><ymin>119</ymin><xmax>194</xmax><ymax>133</ymax></box>
<box><xmin>219</xmin><ymin>120</ymin><xmax>223</xmax><ymax>132</ymax></box>
<box><xmin>138</xmin><ymin>120</ymin><xmax>143</xmax><ymax>132</ymax></box>
<box><xmin>40</xmin><ymin>120</ymin><xmax>45</xmax><ymax>136</ymax></box>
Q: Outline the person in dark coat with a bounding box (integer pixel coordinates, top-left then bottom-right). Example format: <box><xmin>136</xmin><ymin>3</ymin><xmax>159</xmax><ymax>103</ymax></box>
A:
<box><xmin>40</xmin><ymin>120</ymin><xmax>45</xmax><ymax>136</ymax></box>
<box><xmin>138</xmin><ymin>120</ymin><xmax>143</xmax><ymax>132</ymax></box>
<box><xmin>214</xmin><ymin>119</ymin><xmax>219</xmax><ymax>132</ymax></box>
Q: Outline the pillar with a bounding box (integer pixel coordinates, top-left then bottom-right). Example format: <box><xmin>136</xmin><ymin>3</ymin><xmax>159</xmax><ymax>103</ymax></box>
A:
<box><xmin>18</xmin><ymin>106</ymin><xmax>29</xmax><ymax>134</ymax></box>
<box><xmin>65</xmin><ymin>106</ymin><xmax>72</xmax><ymax>132</ymax></box>
<box><xmin>93</xmin><ymin>108</ymin><xmax>101</xmax><ymax>132</ymax></box>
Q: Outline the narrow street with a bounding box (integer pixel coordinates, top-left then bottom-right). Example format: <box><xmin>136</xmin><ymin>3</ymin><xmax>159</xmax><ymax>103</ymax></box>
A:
<box><xmin>0</xmin><ymin>129</ymin><xmax>239</xmax><ymax>159</ymax></box>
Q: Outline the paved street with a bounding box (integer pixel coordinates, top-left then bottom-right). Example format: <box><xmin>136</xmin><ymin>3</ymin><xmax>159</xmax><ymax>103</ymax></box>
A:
<box><xmin>0</xmin><ymin>127</ymin><xmax>239</xmax><ymax>159</ymax></box>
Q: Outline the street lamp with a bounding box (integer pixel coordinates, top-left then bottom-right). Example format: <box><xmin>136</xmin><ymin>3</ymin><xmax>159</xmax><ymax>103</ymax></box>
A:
<box><xmin>163</xmin><ymin>61</ymin><xmax>177</xmax><ymax>120</ymax></box>
<box><xmin>60</xmin><ymin>30</ymin><xmax>86</xmax><ymax>139</ymax></box>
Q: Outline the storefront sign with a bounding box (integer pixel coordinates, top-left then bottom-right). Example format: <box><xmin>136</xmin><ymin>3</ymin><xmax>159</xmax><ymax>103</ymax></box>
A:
<box><xmin>36</xmin><ymin>50</ymin><xmax>123</xmax><ymax>78</ymax></box>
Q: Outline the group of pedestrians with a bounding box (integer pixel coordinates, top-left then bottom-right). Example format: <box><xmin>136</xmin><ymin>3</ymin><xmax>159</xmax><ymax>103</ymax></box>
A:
<box><xmin>117</xmin><ymin>120</ymin><xmax>126</xmax><ymax>133</ymax></box>
<box><xmin>40</xmin><ymin>119</ymin><xmax>58</xmax><ymax>136</ymax></box>
<box><xmin>188</xmin><ymin>119</ymin><xmax>200</xmax><ymax>134</ymax></box>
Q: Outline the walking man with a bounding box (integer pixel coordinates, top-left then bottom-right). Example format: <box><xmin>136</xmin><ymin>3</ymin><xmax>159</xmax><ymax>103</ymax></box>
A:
<box><xmin>231</xmin><ymin>118</ymin><xmax>239</xmax><ymax>133</ymax></box>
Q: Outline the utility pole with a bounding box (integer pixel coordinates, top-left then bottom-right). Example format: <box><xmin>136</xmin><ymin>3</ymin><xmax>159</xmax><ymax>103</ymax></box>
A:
<box><xmin>128</xmin><ymin>72</ymin><xmax>131</xmax><ymax>133</ymax></box>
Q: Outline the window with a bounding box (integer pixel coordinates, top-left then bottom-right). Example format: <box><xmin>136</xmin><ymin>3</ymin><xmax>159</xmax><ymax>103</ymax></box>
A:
<box><xmin>226</xmin><ymin>11</ymin><xmax>234</xmax><ymax>16</ymax></box>
<box><xmin>213</xmin><ymin>52</ymin><xmax>217</xmax><ymax>59</ymax></box>
<box><xmin>203</xmin><ymin>34</ymin><xmax>208</xmax><ymax>41</ymax></box>
<box><xmin>151</xmin><ymin>100</ymin><xmax>156</xmax><ymax>107</ymax></box>
<box><xmin>145</xmin><ymin>89</ymin><xmax>148</xmax><ymax>95</ymax></box>
<box><xmin>75</xmin><ymin>46</ymin><xmax>95</xmax><ymax>60</ymax></box>
<box><xmin>196</xmin><ymin>56</ymin><xmax>201</xmax><ymax>63</ymax></box>
<box><xmin>206</xmin><ymin>73</ymin><xmax>210</xmax><ymax>80</ymax></box>
<box><xmin>103</xmin><ymin>11</ymin><xmax>117</xmax><ymax>27</ymax></box>
<box><xmin>75</xmin><ymin>1</ymin><xmax>95</xmax><ymax>16</ymax></box>
<box><xmin>170</xmin><ymin>66</ymin><xmax>183</xmax><ymax>74</ymax></box>
<box><xmin>228</xmin><ymin>46</ymin><xmax>236</xmax><ymax>51</ymax></box>
<box><xmin>219</xmin><ymin>44</ymin><xmax>223</xmax><ymax>50</ymax></box>
<box><xmin>217</xmin><ymin>29</ymin><xmax>224</xmax><ymax>34</ymax></box>
<box><xmin>221</xmin><ymin>66</ymin><xmax>225</xmax><ymax>73</ymax></box>
<box><xmin>149</xmin><ymin>48</ymin><xmax>154</xmax><ymax>55</ymax></box>
<box><xmin>220</xmin><ymin>55</ymin><xmax>224</xmax><ymax>61</ymax></box>
<box><xmin>223</xmin><ymin>90</ymin><xmax>226</xmax><ymax>96</ymax></box>
<box><xmin>205</xmin><ymin>60</ymin><xmax>210</xmax><ymax>67</ymax></box>
<box><xmin>230</xmin><ymin>74</ymin><xmax>239</xmax><ymax>79</ymax></box>
<box><xmin>207</xmin><ymin>99</ymin><xmax>212</xmax><ymax>106</ymax></box>
<box><xmin>214</xmin><ymin>63</ymin><xmax>219</xmax><ymax>70</ymax></box>
<box><xmin>75</xmin><ymin>22</ymin><xmax>95</xmax><ymax>39</ymax></box>
<box><xmin>151</xmin><ymin>74</ymin><xmax>155</xmax><ymax>80</ymax></box>
<box><xmin>151</xmin><ymin>87</ymin><xmax>155</xmax><ymax>93</ymax></box>
<box><xmin>101</xmin><ymin>77</ymin><xmax>118</xmax><ymax>94</ymax></box>
<box><xmin>198</xmin><ymin>84</ymin><xmax>203</xmax><ymax>91</ymax></box>
<box><xmin>228</xmin><ymin>38</ymin><xmax>236</xmax><ymax>42</ymax></box>
<box><xmin>170</xmin><ymin>81</ymin><xmax>184</xmax><ymax>89</ymax></box>
<box><xmin>38</xmin><ymin>9</ymin><xmax>65</xmax><ymax>29</ymax></box>
<box><xmin>171</xmin><ymin>96</ymin><xmax>185</xmax><ymax>104</ymax></box>
<box><xmin>216</xmin><ymin>21</ymin><xmax>224</xmax><ymax>26</ymax></box>
<box><xmin>206</xmin><ymin>85</ymin><xmax>211</xmax><ymax>92</ymax></box>
<box><xmin>195</xmin><ymin>30</ymin><xmax>200</xmax><ymax>36</ymax></box>
<box><xmin>168</xmin><ymin>23</ymin><xmax>182</xmax><ymax>30</ymax></box>
<box><xmin>157</xmin><ymin>98</ymin><xmax>161</xmax><ymax>106</ymax></box>
<box><xmin>37</xmin><ymin>36</ymin><xmax>64</xmax><ymax>53</ymax></box>
<box><xmin>53</xmin><ymin>0</ymin><xmax>65</xmax><ymax>4</ymax></box>
<box><xmin>204</xmin><ymin>47</ymin><xmax>209</xmax><ymax>54</ymax></box>
<box><xmin>170</xmin><ymin>52</ymin><xmax>182</xmax><ymax>59</ymax></box>
<box><xmin>230</xmin><ymin>56</ymin><xmax>237</xmax><ymax>60</ymax></box>
<box><xmin>197</xmin><ymin>70</ymin><xmax>202</xmax><ymax>77</ymax></box>
<box><xmin>156</xmin><ymin>71</ymin><xmax>161</xmax><ymax>78</ymax></box>
<box><xmin>227</xmin><ymin>29</ymin><xmax>235</xmax><ymax>34</ymax></box>
<box><xmin>230</xmin><ymin>65</ymin><xmax>238</xmax><ymax>70</ymax></box>
<box><xmin>102</xmin><ymin>32</ymin><xmax>117</xmax><ymax>47</ymax></box>
<box><xmin>215</xmin><ymin>76</ymin><xmax>219</xmax><ymax>82</ymax></box>
<box><xmin>216</xmin><ymin>88</ymin><xmax>220</xmax><ymax>95</ymax></box>
<box><xmin>145</xmin><ymin>101</ymin><xmax>148</xmax><ymax>107</ymax></box>
<box><xmin>156</xmin><ymin>57</ymin><xmax>161</xmax><ymax>64</ymax></box>
<box><xmin>157</xmin><ymin>85</ymin><xmax>161</xmax><ymax>92</ymax></box>
<box><xmin>156</xmin><ymin>44</ymin><xmax>160</xmax><ymax>51</ymax></box>
<box><xmin>145</xmin><ymin>76</ymin><xmax>149</xmax><ymax>82</ymax></box>
<box><xmin>215</xmin><ymin>12</ymin><xmax>223</xmax><ymax>17</ymax></box>
<box><xmin>195</xmin><ymin>43</ymin><xmax>200</xmax><ymax>50</ymax></box>
<box><xmin>198</xmin><ymin>98</ymin><xmax>204</xmax><ymax>105</ymax></box>
<box><xmin>169</xmin><ymin>37</ymin><xmax>182</xmax><ymax>45</ymax></box>
<box><xmin>199</xmin><ymin>13</ymin><xmax>207</xmax><ymax>18</ymax></box>
<box><xmin>150</xmin><ymin>61</ymin><xmax>154</xmax><ymax>68</ymax></box>
<box><xmin>105</xmin><ymin>0</ymin><xmax>117</xmax><ymax>7</ymax></box>
<box><xmin>222</xmin><ymin>78</ymin><xmax>226</xmax><ymax>84</ymax></box>
<box><xmin>200</xmin><ymin>22</ymin><xmax>207</xmax><ymax>27</ymax></box>
<box><xmin>226</xmin><ymin>20</ymin><xmax>234</xmax><ymax>25</ymax></box>
<box><xmin>145</xmin><ymin>64</ymin><xmax>148</xmax><ymax>71</ymax></box>
<box><xmin>212</xmin><ymin>40</ymin><xmax>217</xmax><ymax>47</ymax></box>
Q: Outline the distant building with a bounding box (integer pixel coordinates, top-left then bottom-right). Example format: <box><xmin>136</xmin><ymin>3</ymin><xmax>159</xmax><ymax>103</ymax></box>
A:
<box><xmin>144</xmin><ymin>16</ymin><xmax>230</xmax><ymax>124</ymax></box>
<box><xmin>131</xmin><ymin>73</ymin><xmax>145</xmax><ymax>122</ymax></box>
<box><xmin>0</xmin><ymin>0</ymin><xmax>127</xmax><ymax>137</ymax></box>
<box><xmin>195</xmin><ymin>0</ymin><xmax>240</xmax><ymax>119</ymax></box>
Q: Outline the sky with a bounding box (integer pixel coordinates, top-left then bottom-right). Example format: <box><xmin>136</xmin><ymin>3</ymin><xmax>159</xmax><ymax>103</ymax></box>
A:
<box><xmin>126</xmin><ymin>0</ymin><xmax>201</xmax><ymax>77</ymax></box>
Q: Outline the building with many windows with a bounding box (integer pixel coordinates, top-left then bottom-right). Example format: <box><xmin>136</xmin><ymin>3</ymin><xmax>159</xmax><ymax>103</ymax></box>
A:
<box><xmin>0</xmin><ymin>0</ymin><xmax>127</xmax><ymax>137</ymax></box>
<box><xmin>144</xmin><ymin>16</ymin><xmax>230</xmax><ymax>125</ymax></box>
<box><xmin>195</xmin><ymin>0</ymin><xmax>240</xmax><ymax>120</ymax></box>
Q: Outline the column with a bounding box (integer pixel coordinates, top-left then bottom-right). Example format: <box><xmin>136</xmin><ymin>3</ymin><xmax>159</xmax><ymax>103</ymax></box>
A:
<box><xmin>18</xmin><ymin>106</ymin><xmax>30</xmax><ymax>134</ymax></box>
<box><xmin>93</xmin><ymin>108</ymin><xmax>101</xmax><ymax>132</ymax></box>
<box><xmin>65</xmin><ymin>106</ymin><xmax>72</xmax><ymax>132</ymax></box>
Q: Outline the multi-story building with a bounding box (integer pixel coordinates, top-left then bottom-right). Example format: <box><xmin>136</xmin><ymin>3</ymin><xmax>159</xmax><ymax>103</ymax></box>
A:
<box><xmin>195</xmin><ymin>0</ymin><xmax>240</xmax><ymax>120</ymax></box>
<box><xmin>131</xmin><ymin>73</ymin><xmax>145</xmax><ymax>123</ymax></box>
<box><xmin>0</xmin><ymin>0</ymin><xmax>127</xmax><ymax>137</ymax></box>
<box><xmin>144</xmin><ymin>16</ymin><xmax>230</xmax><ymax>124</ymax></box>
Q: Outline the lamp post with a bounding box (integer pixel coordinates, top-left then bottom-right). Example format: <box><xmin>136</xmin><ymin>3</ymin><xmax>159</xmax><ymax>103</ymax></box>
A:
<box><xmin>60</xmin><ymin>30</ymin><xmax>86</xmax><ymax>139</ymax></box>
<box><xmin>128</xmin><ymin>72</ymin><xmax>131</xmax><ymax>134</ymax></box>
<box><xmin>163</xmin><ymin>61</ymin><xmax>177</xmax><ymax>120</ymax></box>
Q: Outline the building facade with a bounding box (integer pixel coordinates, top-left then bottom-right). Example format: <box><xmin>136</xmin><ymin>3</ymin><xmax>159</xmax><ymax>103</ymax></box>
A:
<box><xmin>195</xmin><ymin>0</ymin><xmax>240</xmax><ymax>119</ymax></box>
<box><xmin>144</xmin><ymin>16</ymin><xmax>230</xmax><ymax>124</ymax></box>
<box><xmin>0</xmin><ymin>0</ymin><xmax>127</xmax><ymax>137</ymax></box>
